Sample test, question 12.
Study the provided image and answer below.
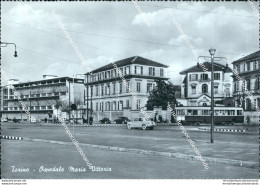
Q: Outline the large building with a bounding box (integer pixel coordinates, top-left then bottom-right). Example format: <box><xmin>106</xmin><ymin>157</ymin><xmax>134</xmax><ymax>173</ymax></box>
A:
<box><xmin>0</xmin><ymin>76</ymin><xmax>85</xmax><ymax>122</ymax></box>
<box><xmin>179</xmin><ymin>62</ymin><xmax>233</xmax><ymax>106</ymax></box>
<box><xmin>232</xmin><ymin>50</ymin><xmax>260</xmax><ymax>124</ymax></box>
<box><xmin>85</xmin><ymin>56</ymin><xmax>169</xmax><ymax>121</ymax></box>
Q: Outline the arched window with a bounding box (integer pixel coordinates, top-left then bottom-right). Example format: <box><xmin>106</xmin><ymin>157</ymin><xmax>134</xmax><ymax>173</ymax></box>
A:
<box><xmin>112</xmin><ymin>101</ymin><xmax>116</xmax><ymax>111</ymax></box>
<box><xmin>106</xmin><ymin>102</ymin><xmax>110</xmax><ymax>111</ymax></box>
<box><xmin>202</xmin><ymin>84</ymin><xmax>208</xmax><ymax>94</ymax></box>
<box><xmin>118</xmin><ymin>101</ymin><xmax>123</xmax><ymax>111</ymax></box>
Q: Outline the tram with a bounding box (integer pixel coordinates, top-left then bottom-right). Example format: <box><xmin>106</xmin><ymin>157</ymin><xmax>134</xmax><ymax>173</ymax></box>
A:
<box><xmin>174</xmin><ymin>106</ymin><xmax>244</xmax><ymax>125</ymax></box>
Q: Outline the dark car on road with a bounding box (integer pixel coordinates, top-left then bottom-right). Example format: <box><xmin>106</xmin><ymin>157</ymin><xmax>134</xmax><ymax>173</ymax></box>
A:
<box><xmin>114</xmin><ymin>117</ymin><xmax>130</xmax><ymax>124</ymax></box>
<box><xmin>99</xmin><ymin>118</ymin><xmax>111</xmax><ymax>124</ymax></box>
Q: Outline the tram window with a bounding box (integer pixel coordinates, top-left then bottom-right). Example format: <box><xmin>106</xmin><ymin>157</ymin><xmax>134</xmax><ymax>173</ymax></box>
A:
<box><xmin>202</xmin><ymin>110</ymin><xmax>209</xmax><ymax>115</ymax></box>
<box><xmin>188</xmin><ymin>110</ymin><xmax>192</xmax><ymax>115</ymax></box>
<box><xmin>237</xmin><ymin>110</ymin><xmax>242</xmax><ymax>115</ymax></box>
<box><xmin>193</xmin><ymin>110</ymin><xmax>198</xmax><ymax>115</ymax></box>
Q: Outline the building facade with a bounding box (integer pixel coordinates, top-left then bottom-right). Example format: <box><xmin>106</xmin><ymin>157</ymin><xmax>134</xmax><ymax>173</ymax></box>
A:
<box><xmin>232</xmin><ymin>50</ymin><xmax>260</xmax><ymax>124</ymax></box>
<box><xmin>179</xmin><ymin>62</ymin><xmax>233</xmax><ymax>106</ymax></box>
<box><xmin>85</xmin><ymin>56</ymin><xmax>169</xmax><ymax>121</ymax></box>
<box><xmin>0</xmin><ymin>76</ymin><xmax>85</xmax><ymax>122</ymax></box>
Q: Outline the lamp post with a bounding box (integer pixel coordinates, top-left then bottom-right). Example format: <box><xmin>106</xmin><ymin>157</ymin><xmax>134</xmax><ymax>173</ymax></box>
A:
<box><xmin>198</xmin><ymin>49</ymin><xmax>228</xmax><ymax>144</ymax></box>
<box><xmin>209</xmin><ymin>48</ymin><xmax>216</xmax><ymax>144</ymax></box>
<box><xmin>1</xmin><ymin>42</ymin><xmax>18</xmax><ymax>57</ymax></box>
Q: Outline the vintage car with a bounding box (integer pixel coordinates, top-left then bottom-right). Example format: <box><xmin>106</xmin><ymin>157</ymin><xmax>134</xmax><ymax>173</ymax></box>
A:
<box><xmin>127</xmin><ymin>118</ymin><xmax>156</xmax><ymax>130</ymax></box>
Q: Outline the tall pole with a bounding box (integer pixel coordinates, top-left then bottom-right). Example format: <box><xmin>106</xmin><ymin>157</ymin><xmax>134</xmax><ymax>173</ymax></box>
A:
<box><xmin>29</xmin><ymin>91</ymin><xmax>31</xmax><ymax>123</ymax></box>
<box><xmin>68</xmin><ymin>80</ymin><xmax>71</xmax><ymax>123</ymax></box>
<box><xmin>87</xmin><ymin>74</ymin><xmax>89</xmax><ymax>125</ymax></box>
<box><xmin>209</xmin><ymin>49</ymin><xmax>216</xmax><ymax>144</ymax></box>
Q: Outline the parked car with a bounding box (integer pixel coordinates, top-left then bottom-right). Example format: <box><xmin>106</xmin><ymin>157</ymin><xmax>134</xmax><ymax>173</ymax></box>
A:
<box><xmin>114</xmin><ymin>117</ymin><xmax>130</xmax><ymax>124</ymax></box>
<box><xmin>127</xmin><ymin>118</ymin><xmax>156</xmax><ymax>130</ymax></box>
<box><xmin>99</xmin><ymin>118</ymin><xmax>111</xmax><ymax>124</ymax></box>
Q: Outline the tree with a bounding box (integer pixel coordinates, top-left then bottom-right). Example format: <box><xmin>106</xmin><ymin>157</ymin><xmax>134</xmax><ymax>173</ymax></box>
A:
<box><xmin>146</xmin><ymin>79</ymin><xmax>177</xmax><ymax>110</ymax></box>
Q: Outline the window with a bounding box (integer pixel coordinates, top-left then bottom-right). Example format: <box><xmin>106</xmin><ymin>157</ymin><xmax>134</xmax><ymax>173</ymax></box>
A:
<box><xmin>41</xmin><ymin>106</ymin><xmax>46</xmax><ymax>110</ymax></box>
<box><xmin>112</xmin><ymin>101</ymin><xmax>116</xmax><ymax>111</ymax></box>
<box><xmin>236</xmin><ymin>64</ymin><xmax>240</xmax><ymax>73</ymax></box>
<box><xmin>126</xmin><ymin>81</ymin><xmax>130</xmax><ymax>93</ymax></box>
<box><xmin>191</xmin><ymin>86</ymin><xmax>196</xmax><ymax>94</ymax></box>
<box><xmin>214</xmin><ymin>73</ymin><xmax>220</xmax><ymax>80</ymax></box>
<box><xmin>125</xmin><ymin>66</ymin><xmax>130</xmax><ymax>75</ymax></box>
<box><xmin>106</xmin><ymin>102</ymin><xmax>110</xmax><ymax>111</ymax></box>
<box><xmin>201</xmin><ymin>74</ymin><xmax>208</xmax><ymax>81</ymax></box>
<box><xmin>113</xmin><ymin>83</ymin><xmax>116</xmax><ymax>95</ymax></box>
<box><xmin>111</xmin><ymin>70</ymin><xmax>114</xmax><ymax>78</ymax></box>
<box><xmin>214</xmin><ymin>86</ymin><xmax>218</xmax><ymax>94</ymax></box>
<box><xmin>101</xmin><ymin>85</ymin><xmax>104</xmax><ymax>96</ymax></box>
<box><xmin>190</xmin><ymin>74</ymin><xmax>198</xmax><ymax>81</ymax></box>
<box><xmin>119</xmin><ymin>83</ymin><xmax>122</xmax><ymax>94</ymax></box>
<box><xmin>119</xmin><ymin>68</ymin><xmax>123</xmax><ymax>76</ymax></box>
<box><xmin>136</xmin><ymin>100</ymin><xmax>141</xmax><ymax>110</ymax></box>
<box><xmin>106</xmin><ymin>84</ymin><xmax>110</xmax><ymax>95</ymax></box>
<box><xmin>149</xmin><ymin>67</ymin><xmax>155</xmax><ymax>76</ymax></box>
<box><xmin>160</xmin><ymin>68</ymin><xmax>164</xmax><ymax>76</ymax></box>
<box><xmin>243</xmin><ymin>63</ymin><xmax>246</xmax><ymax>72</ymax></box>
<box><xmin>254</xmin><ymin>61</ymin><xmax>258</xmax><ymax>70</ymax></box>
<box><xmin>94</xmin><ymin>103</ymin><xmax>97</xmax><ymax>111</ymax></box>
<box><xmin>246</xmin><ymin>79</ymin><xmax>251</xmax><ymax>90</ymax></box>
<box><xmin>135</xmin><ymin>66</ymin><xmax>143</xmax><ymax>75</ymax></box>
<box><xmin>202</xmin><ymin>84</ymin><xmax>208</xmax><ymax>93</ymax></box>
<box><xmin>225</xmin><ymin>87</ymin><xmax>230</xmax><ymax>97</ymax></box>
<box><xmin>118</xmin><ymin>101</ymin><xmax>123</xmax><ymax>111</ymax></box>
<box><xmin>255</xmin><ymin>77</ymin><xmax>260</xmax><ymax>90</ymax></box>
<box><xmin>96</xmin><ymin>86</ymin><xmax>99</xmax><ymax>96</ymax></box>
<box><xmin>147</xmin><ymin>83</ymin><xmax>153</xmax><ymax>93</ymax></box>
<box><xmin>247</xmin><ymin>62</ymin><xmax>250</xmax><ymax>71</ymax></box>
<box><xmin>126</xmin><ymin>100</ymin><xmax>130</xmax><ymax>108</ymax></box>
<box><xmin>136</xmin><ymin>82</ymin><xmax>141</xmax><ymax>92</ymax></box>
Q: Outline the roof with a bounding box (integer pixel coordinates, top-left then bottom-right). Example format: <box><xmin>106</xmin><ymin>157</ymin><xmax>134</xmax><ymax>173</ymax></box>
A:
<box><xmin>13</xmin><ymin>77</ymin><xmax>84</xmax><ymax>86</ymax></box>
<box><xmin>233</xmin><ymin>50</ymin><xmax>260</xmax><ymax>64</ymax></box>
<box><xmin>86</xmin><ymin>56</ymin><xmax>169</xmax><ymax>74</ymax></box>
<box><xmin>179</xmin><ymin>62</ymin><xmax>232</xmax><ymax>75</ymax></box>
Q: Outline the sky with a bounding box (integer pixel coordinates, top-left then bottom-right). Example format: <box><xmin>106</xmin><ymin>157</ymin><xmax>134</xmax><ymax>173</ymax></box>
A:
<box><xmin>1</xmin><ymin>1</ymin><xmax>259</xmax><ymax>85</ymax></box>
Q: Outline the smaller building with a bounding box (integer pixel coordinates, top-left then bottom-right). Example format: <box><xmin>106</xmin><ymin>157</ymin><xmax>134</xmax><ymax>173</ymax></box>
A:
<box><xmin>179</xmin><ymin>62</ymin><xmax>233</xmax><ymax>106</ymax></box>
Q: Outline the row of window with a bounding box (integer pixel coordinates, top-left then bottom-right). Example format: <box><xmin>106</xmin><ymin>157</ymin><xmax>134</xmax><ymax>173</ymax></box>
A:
<box><xmin>92</xmin><ymin>82</ymin><xmax>155</xmax><ymax>96</ymax></box>
<box><xmin>234</xmin><ymin>77</ymin><xmax>260</xmax><ymax>92</ymax></box>
<box><xmin>235</xmin><ymin>60</ymin><xmax>259</xmax><ymax>73</ymax></box>
<box><xmin>8</xmin><ymin>92</ymin><xmax>67</xmax><ymax>99</ymax></box>
<box><xmin>191</xmin><ymin>84</ymin><xmax>230</xmax><ymax>96</ymax></box>
<box><xmin>189</xmin><ymin>73</ymin><xmax>221</xmax><ymax>81</ymax></box>
<box><xmin>8</xmin><ymin>106</ymin><xmax>53</xmax><ymax>111</ymax></box>
<box><xmin>177</xmin><ymin>109</ymin><xmax>242</xmax><ymax>116</ymax></box>
<box><xmin>95</xmin><ymin>100</ymin><xmax>141</xmax><ymax>111</ymax></box>
<box><xmin>89</xmin><ymin>66</ymin><xmax>165</xmax><ymax>83</ymax></box>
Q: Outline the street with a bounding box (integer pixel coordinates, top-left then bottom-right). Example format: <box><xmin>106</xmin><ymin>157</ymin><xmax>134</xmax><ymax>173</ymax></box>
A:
<box><xmin>1</xmin><ymin>122</ymin><xmax>258</xmax><ymax>179</ymax></box>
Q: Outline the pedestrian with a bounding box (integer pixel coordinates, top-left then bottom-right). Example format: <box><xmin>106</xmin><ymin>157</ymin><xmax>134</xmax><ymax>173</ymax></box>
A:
<box><xmin>246</xmin><ymin>116</ymin><xmax>250</xmax><ymax>125</ymax></box>
<box><xmin>44</xmin><ymin>117</ymin><xmax>47</xmax><ymax>123</ymax></box>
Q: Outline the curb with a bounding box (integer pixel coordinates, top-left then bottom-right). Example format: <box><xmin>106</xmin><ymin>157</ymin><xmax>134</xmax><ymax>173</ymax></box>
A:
<box><xmin>1</xmin><ymin>135</ymin><xmax>23</xmax><ymax>140</ymax></box>
<box><xmin>198</xmin><ymin>128</ymin><xmax>248</xmax><ymax>133</ymax></box>
<box><xmin>5</xmin><ymin>136</ymin><xmax>257</xmax><ymax>169</ymax></box>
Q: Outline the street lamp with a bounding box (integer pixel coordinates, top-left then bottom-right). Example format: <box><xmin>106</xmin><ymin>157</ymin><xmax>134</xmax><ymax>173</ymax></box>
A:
<box><xmin>1</xmin><ymin>42</ymin><xmax>18</xmax><ymax>57</ymax></box>
<box><xmin>209</xmin><ymin>48</ymin><xmax>216</xmax><ymax>144</ymax></box>
<box><xmin>198</xmin><ymin>49</ymin><xmax>228</xmax><ymax>144</ymax></box>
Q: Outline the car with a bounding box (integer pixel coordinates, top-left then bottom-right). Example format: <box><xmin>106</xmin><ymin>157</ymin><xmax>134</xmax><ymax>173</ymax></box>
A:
<box><xmin>99</xmin><ymin>118</ymin><xmax>111</xmax><ymax>124</ymax></box>
<box><xmin>114</xmin><ymin>117</ymin><xmax>130</xmax><ymax>124</ymax></box>
<box><xmin>127</xmin><ymin>118</ymin><xmax>156</xmax><ymax>130</ymax></box>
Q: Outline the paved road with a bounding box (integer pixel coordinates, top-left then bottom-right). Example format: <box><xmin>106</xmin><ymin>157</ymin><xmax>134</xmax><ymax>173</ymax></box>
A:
<box><xmin>1</xmin><ymin>123</ymin><xmax>258</xmax><ymax>163</ymax></box>
<box><xmin>1</xmin><ymin>140</ymin><xmax>258</xmax><ymax>179</ymax></box>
